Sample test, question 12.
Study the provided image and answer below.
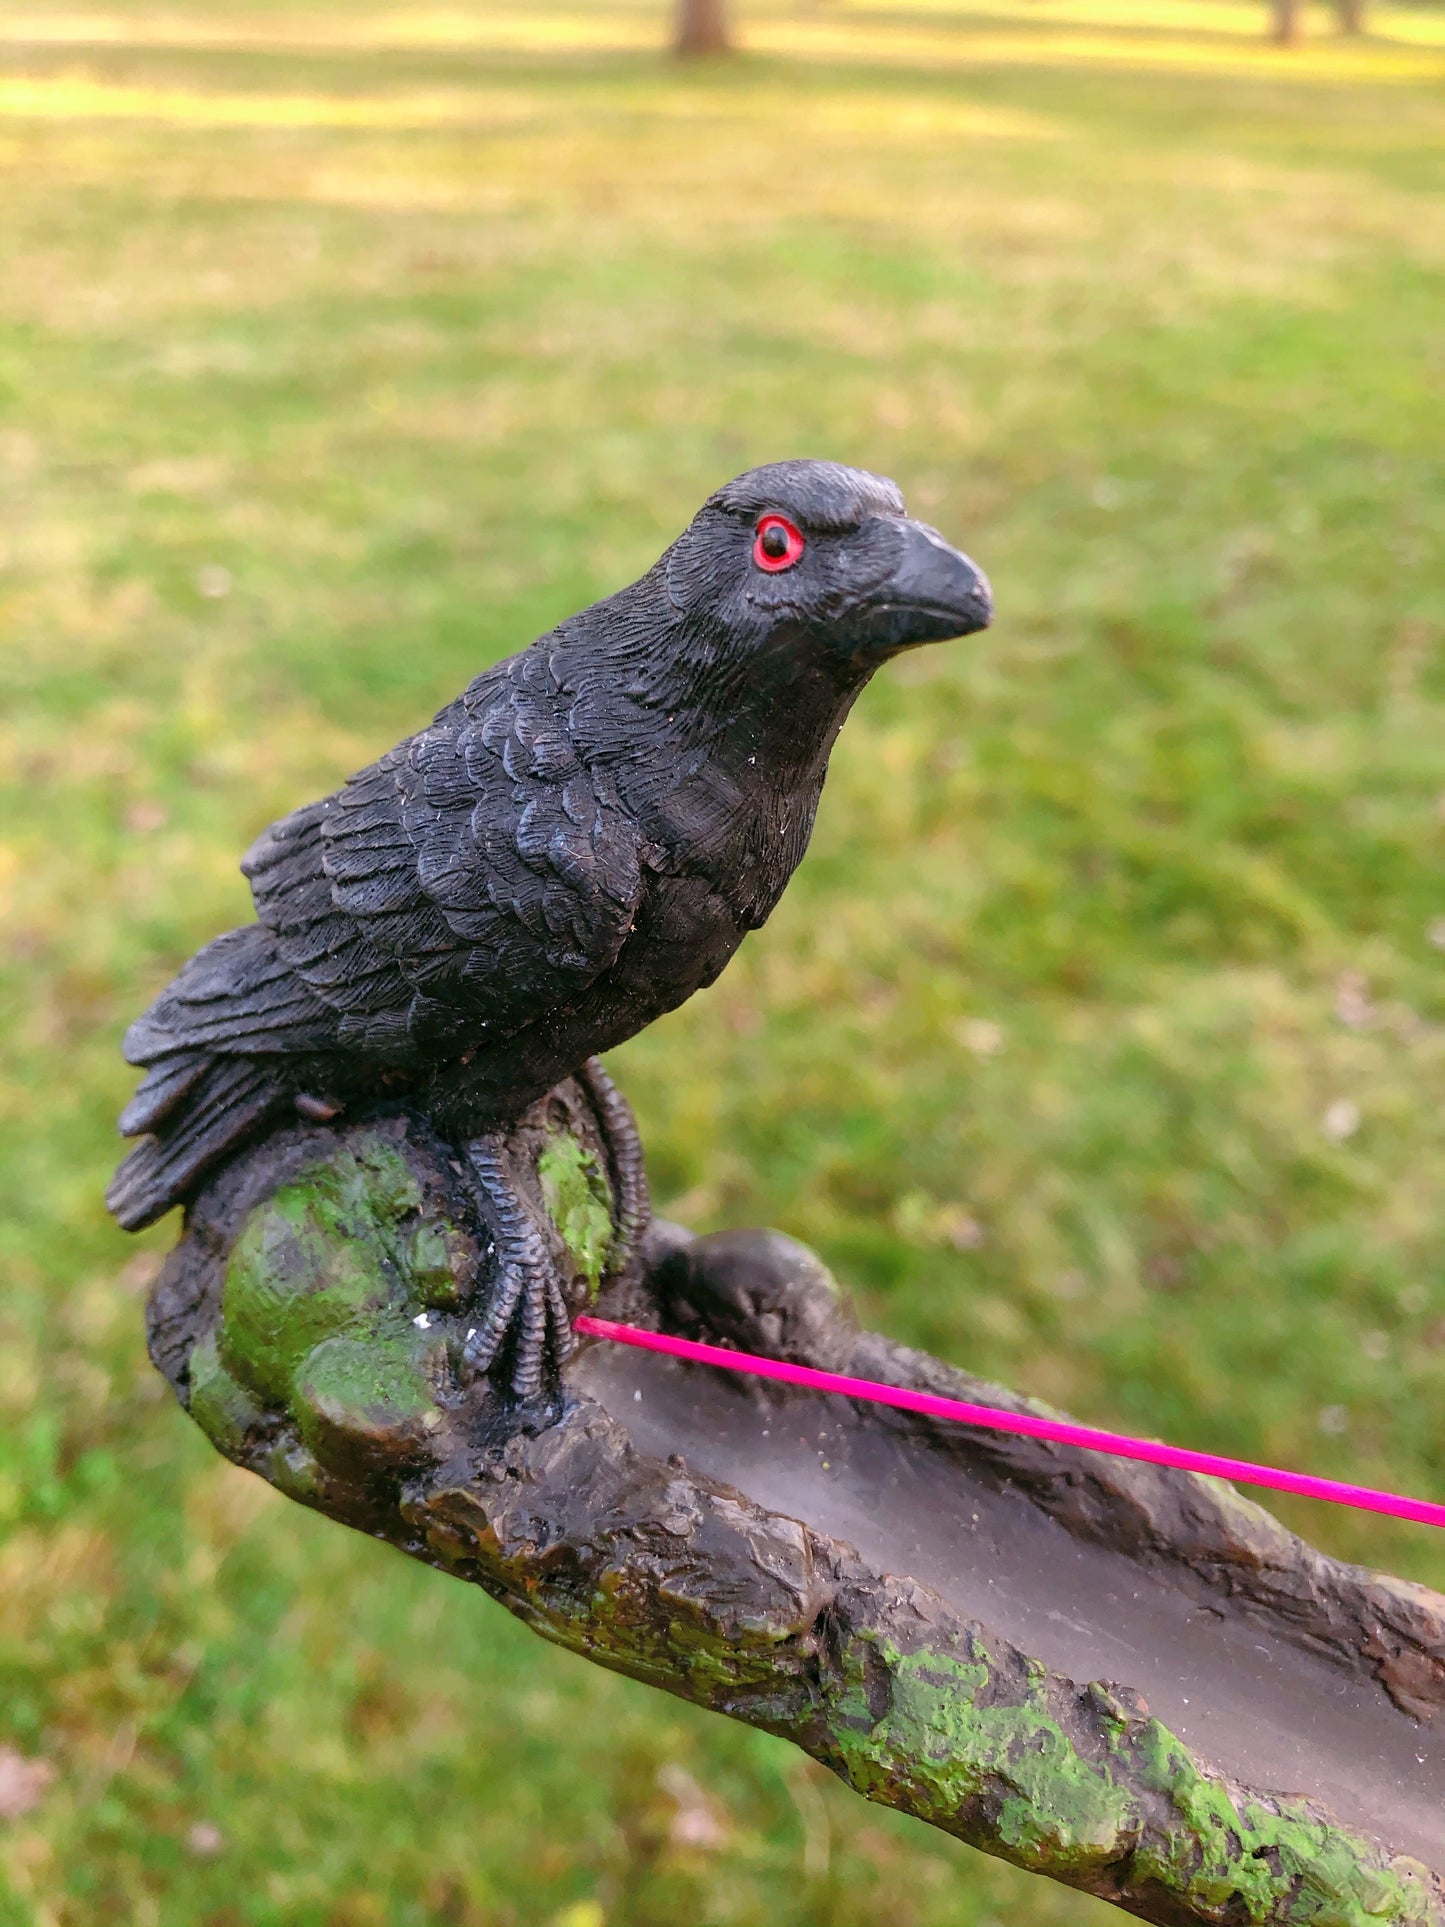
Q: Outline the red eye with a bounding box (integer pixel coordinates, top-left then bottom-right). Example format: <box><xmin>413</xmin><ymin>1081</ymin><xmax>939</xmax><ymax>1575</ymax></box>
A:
<box><xmin>752</xmin><ymin>514</ymin><xmax>805</xmax><ymax>573</ymax></box>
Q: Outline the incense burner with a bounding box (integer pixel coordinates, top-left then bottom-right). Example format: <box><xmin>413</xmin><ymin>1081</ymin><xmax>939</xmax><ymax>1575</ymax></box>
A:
<box><xmin>146</xmin><ymin>1082</ymin><xmax>1445</xmax><ymax>1919</ymax></box>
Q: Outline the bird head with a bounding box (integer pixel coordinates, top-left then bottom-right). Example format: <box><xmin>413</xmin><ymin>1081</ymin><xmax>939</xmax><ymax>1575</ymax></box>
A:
<box><xmin>663</xmin><ymin>460</ymin><xmax>993</xmax><ymax>679</ymax></box>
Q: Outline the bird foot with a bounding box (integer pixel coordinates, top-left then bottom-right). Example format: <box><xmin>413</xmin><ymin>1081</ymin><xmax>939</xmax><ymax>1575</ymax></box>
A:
<box><xmin>577</xmin><ymin>1055</ymin><xmax>650</xmax><ymax>1283</ymax></box>
<box><xmin>459</xmin><ymin>1061</ymin><xmax>649</xmax><ymax>1398</ymax></box>
<box><xmin>460</xmin><ymin>1136</ymin><xmax>575</xmax><ymax>1399</ymax></box>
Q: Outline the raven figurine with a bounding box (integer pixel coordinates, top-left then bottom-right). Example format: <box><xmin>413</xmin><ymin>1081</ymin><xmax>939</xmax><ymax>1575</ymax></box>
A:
<box><xmin>109</xmin><ymin>460</ymin><xmax>992</xmax><ymax>1390</ymax></box>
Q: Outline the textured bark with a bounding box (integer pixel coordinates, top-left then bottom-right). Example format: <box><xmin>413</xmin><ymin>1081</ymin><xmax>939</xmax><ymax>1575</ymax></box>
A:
<box><xmin>147</xmin><ymin>1092</ymin><xmax>1445</xmax><ymax>1919</ymax></box>
<box><xmin>674</xmin><ymin>0</ymin><xmax>732</xmax><ymax>58</ymax></box>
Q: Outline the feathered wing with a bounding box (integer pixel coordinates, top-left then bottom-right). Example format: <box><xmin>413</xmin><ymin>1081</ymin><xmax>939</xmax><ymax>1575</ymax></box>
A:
<box><xmin>108</xmin><ymin>647</ymin><xmax>644</xmax><ymax>1229</ymax></box>
<box><xmin>105</xmin><ymin>921</ymin><xmax>339</xmax><ymax>1229</ymax></box>
<box><xmin>252</xmin><ymin>646</ymin><xmax>644</xmax><ymax>1047</ymax></box>
<box><xmin>393</xmin><ymin>647</ymin><xmax>644</xmax><ymax>1020</ymax></box>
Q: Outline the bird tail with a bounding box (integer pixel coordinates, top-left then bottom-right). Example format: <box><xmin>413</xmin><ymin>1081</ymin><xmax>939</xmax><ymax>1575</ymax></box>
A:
<box><xmin>106</xmin><ymin>1052</ymin><xmax>290</xmax><ymax>1231</ymax></box>
<box><xmin>108</xmin><ymin>921</ymin><xmax>339</xmax><ymax>1231</ymax></box>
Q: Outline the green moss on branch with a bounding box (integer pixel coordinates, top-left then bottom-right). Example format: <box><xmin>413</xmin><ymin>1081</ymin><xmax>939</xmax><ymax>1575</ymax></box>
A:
<box><xmin>149</xmin><ymin>1118</ymin><xmax>1445</xmax><ymax>1927</ymax></box>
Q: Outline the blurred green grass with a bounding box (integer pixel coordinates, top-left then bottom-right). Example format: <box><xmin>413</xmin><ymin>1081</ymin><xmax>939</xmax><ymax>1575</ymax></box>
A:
<box><xmin>1</xmin><ymin>0</ymin><xmax>1444</xmax><ymax>1920</ymax></box>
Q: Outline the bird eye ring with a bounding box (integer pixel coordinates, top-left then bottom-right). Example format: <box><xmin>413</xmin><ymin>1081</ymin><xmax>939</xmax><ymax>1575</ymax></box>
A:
<box><xmin>753</xmin><ymin>514</ymin><xmax>805</xmax><ymax>573</ymax></box>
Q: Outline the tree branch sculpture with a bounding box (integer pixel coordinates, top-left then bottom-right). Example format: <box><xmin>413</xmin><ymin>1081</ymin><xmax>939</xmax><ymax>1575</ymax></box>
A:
<box><xmin>145</xmin><ymin>1080</ymin><xmax>1445</xmax><ymax>1923</ymax></box>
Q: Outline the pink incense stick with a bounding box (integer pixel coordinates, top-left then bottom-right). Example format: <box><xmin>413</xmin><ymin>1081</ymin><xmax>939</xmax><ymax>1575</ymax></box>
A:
<box><xmin>574</xmin><ymin>1314</ymin><xmax>1445</xmax><ymax>1532</ymax></box>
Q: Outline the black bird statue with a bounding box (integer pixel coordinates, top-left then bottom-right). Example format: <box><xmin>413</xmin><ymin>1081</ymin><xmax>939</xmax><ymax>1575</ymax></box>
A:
<box><xmin>109</xmin><ymin>461</ymin><xmax>992</xmax><ymax>1390</ymax></box>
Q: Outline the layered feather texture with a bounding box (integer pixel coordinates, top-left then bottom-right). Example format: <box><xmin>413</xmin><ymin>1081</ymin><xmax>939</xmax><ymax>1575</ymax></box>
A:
<box><xmin>109</xmin><ymin>460</ymin><xmax>985</xmax><ymax>1230</ymax></box>
<box><xmin>109</xmin><ymin>644</ymin><xmax>651</xmax><ymax>1227</ymax></box>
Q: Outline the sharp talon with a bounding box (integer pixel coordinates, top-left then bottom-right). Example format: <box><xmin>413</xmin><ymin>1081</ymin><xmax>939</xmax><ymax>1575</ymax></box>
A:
<box><xmin>462</xmin><ymin>1136</ymin><xmax>564</xmax><ymax>1397</ymax></box>
<box><xmin>295</xmin><ymin>1092</ymin><xmax>343</xmax><ymax>1122</ymax></box>
<box><xmin>459</xmin><ymin>1084</ymin><xmax>638</xmax><ymax>1393</ymax></box>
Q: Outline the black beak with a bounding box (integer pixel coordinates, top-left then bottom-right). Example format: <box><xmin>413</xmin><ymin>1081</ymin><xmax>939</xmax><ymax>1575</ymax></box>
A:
<box><xmin>854</xmin><ymin>518</ymin><xmax>994</xmax><ymax>656</ymax></box>
<box><xmin>894</xmin><ymin>519</ymin><xmax>994</xmax><ymax>634</ymax></box>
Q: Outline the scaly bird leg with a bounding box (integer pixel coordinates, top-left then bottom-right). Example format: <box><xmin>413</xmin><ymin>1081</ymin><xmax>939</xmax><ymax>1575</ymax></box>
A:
<box><xmin>461</xmin><ymin>1137</ymin><xmax>574</xmax><ymax>1398</ymax></box>
<box><xmin>577</xmin><ymin>1056</ymin><xmax>650</xmax><ymax>1282</ymax></box>
<box><xmin>461</xmin><ymin>1064</ymin><xmax>646</xmax><ymax>1395</ymax></box>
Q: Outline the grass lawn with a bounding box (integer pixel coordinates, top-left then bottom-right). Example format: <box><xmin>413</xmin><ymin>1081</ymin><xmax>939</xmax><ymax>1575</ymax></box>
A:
<box><xmin>1</xmin><ymin>0</ymin><xmax>1443</xmax><ymax>1920</ymax></box>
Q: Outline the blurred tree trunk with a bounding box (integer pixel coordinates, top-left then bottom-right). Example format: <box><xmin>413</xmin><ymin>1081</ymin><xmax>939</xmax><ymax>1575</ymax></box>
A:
<box><xmin>674</xmin><ymin>0</ymin><xmax>732</xmax><ymax>56</ymax></box>
<box><xmin>1270</xmin><ymin>0</ymin><xmax>1302</xmax><ymax>42</ymax></box>
<box><xmin>1336</xmin><ymin>0</ymin><xmax>1365</xmax><ymax>32</ymax></box>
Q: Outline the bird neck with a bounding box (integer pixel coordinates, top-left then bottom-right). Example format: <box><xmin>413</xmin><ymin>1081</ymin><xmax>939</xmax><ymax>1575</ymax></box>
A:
<box><xmin>554</xmin><ymin>572</ymin><xmax>867</xmax><ymax>790</ymax></box>
<box><xmin>698</xmin><ymin>654</ymin><xmax>861</xmax><ymax>793</ymax></box>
